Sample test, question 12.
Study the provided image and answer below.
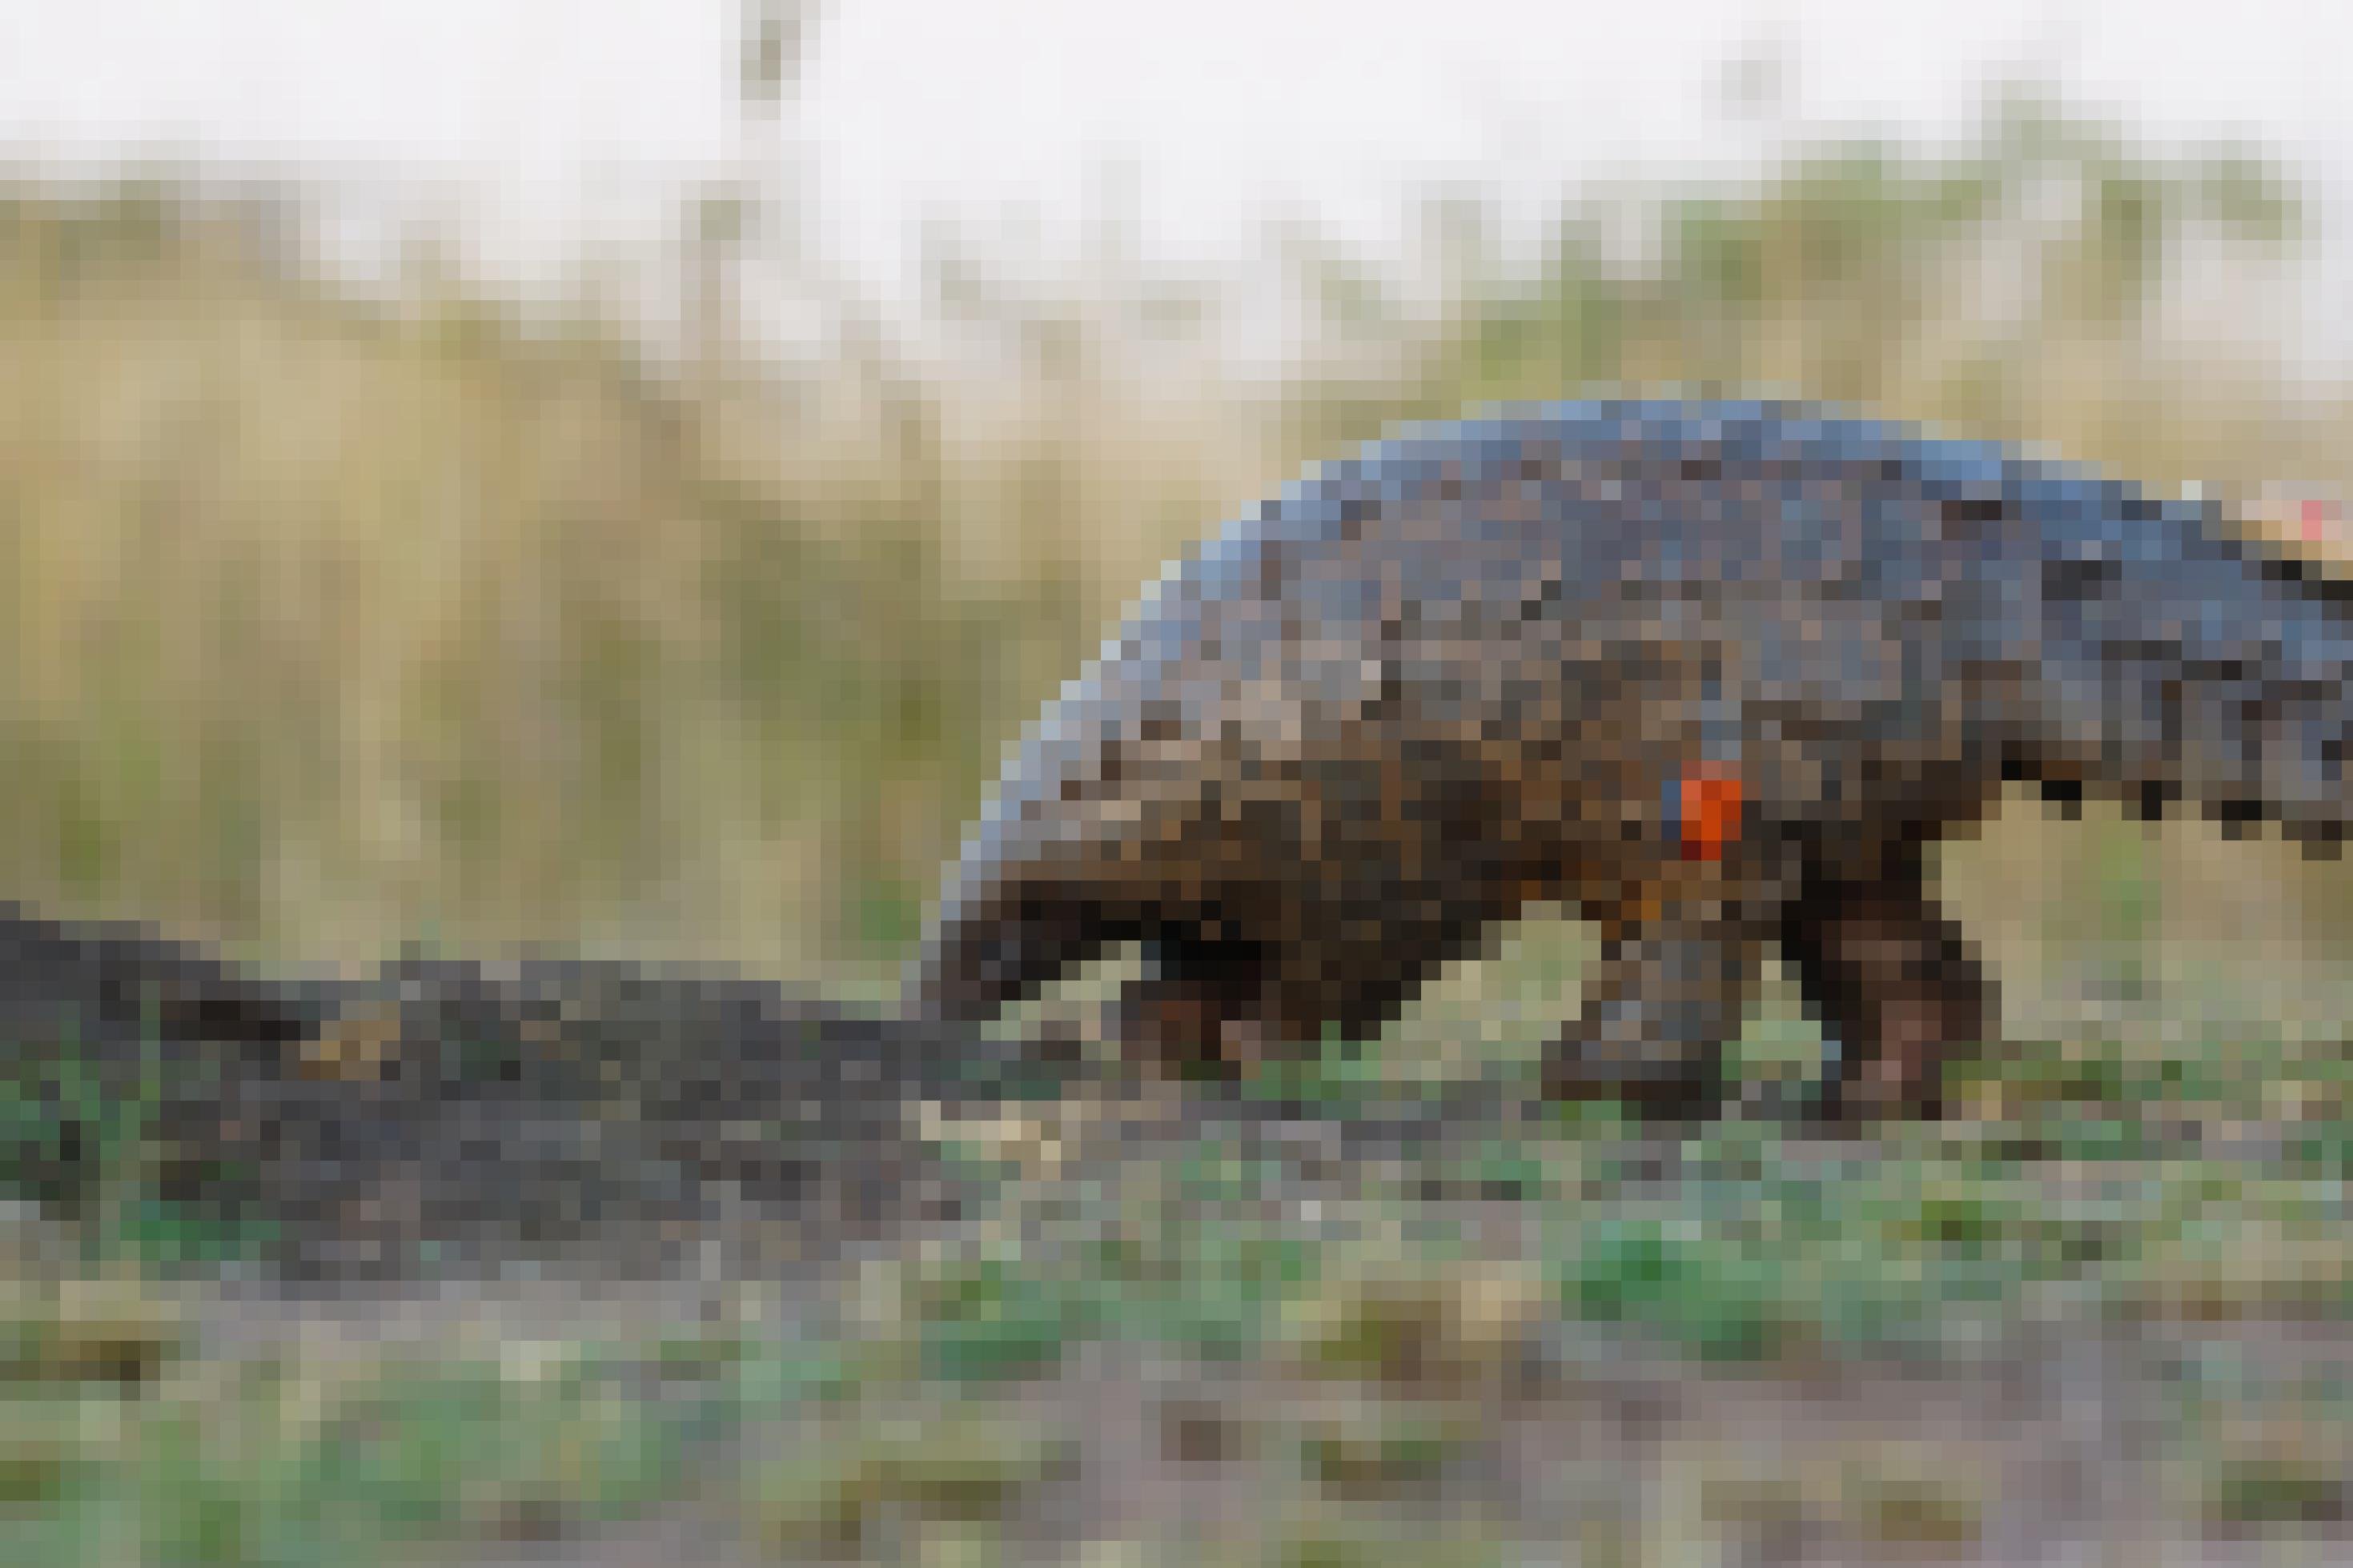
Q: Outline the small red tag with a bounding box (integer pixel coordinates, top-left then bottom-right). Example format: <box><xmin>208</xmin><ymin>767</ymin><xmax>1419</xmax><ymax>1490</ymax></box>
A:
<box><xmin>1677</xmin><ymin>768</ymin><xmax>1745</xmax><ymax>863</ymax></box>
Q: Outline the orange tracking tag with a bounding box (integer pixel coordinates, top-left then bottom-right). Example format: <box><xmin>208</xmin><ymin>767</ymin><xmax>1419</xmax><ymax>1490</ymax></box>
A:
<box><xmin>1676</xmin><ymin>768</ymin><xmax>1745</xmax><ymax>863</ymax></box>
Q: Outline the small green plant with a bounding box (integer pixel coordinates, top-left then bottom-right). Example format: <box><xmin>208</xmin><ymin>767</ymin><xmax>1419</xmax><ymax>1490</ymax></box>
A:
<box><xmin>747</xmin><ymin>1402</ymin><xmax>1074</xmax><ymax>1555</ymax></box>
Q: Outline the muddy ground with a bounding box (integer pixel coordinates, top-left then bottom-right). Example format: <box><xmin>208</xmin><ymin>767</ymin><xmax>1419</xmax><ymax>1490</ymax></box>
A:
<box><xmin>0</xmin><ymin>902</ymin><xmax>2347</xmax><ymax>1566</ymax></box>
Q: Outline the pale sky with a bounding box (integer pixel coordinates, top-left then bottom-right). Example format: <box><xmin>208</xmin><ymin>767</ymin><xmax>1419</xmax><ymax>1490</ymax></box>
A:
<box><xmin>5</xmin><ymin>0</ymin><xmax>2350</xmax><ymax>338</ymax></box>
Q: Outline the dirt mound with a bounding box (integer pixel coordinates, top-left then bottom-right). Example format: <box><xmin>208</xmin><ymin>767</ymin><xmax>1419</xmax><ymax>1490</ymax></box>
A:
<box><xmin>0</xmin><ymin>906</ymin><xmax>1055</xmax><ymax>1281</ymax></box>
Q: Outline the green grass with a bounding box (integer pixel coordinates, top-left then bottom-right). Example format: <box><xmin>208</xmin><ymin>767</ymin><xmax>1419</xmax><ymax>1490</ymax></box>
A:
<box><xmin>0</xmin><ymin>1297</ymin><xmax>866</xmax><ymax>1568</ymax></box>
<box><xmin>6</xmin><ymin>1021</ymin><xmax>2353</xmax><ymax>1563</ymax></box>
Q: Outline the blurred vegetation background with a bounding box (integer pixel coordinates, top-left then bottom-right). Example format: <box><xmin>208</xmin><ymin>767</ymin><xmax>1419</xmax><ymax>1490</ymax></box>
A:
<box><xmin>5</xmin><ymin>38</ymin><xmax>2353</xmax><ymax>1038</ymax></box>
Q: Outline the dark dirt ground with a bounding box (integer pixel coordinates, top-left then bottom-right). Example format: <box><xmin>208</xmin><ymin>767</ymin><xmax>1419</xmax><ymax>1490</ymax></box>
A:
<box><xmin>2</xmin><ymin>902</ymin><xmax>2349</xmax><ymax>1566</ymax></box>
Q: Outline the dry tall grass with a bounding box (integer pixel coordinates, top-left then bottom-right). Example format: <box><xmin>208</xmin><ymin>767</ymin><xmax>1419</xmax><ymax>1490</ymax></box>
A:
<box><xmin>3</xmin><ymin>97</ymin><xmax>2351</xmax><ymax>1017</ymax></box>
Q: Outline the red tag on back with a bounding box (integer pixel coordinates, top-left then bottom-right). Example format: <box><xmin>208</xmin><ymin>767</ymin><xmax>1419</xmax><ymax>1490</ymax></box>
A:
<box><xmin>1677</xmin><ymin>768</ymin><xmax>1745</xmax><ymax>863</ymax></box>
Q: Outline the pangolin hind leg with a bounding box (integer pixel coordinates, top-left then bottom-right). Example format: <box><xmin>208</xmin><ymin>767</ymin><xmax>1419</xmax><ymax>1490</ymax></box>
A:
<box><xmin>1778</xmin><ymin>850</ymin><xmax>1994</xmax><ymax>1123</ymax></box>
